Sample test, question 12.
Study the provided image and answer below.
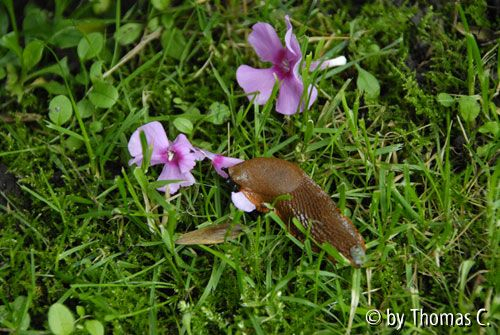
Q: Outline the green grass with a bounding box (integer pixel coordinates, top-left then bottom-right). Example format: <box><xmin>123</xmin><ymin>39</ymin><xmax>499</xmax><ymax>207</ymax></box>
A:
<box><xmin>0</xmin><ymin>1</ymin><xmax>499</xmax><ymax>334</ymax></box>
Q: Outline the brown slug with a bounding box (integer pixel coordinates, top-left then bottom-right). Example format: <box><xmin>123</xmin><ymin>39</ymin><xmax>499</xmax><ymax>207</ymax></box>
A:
<box><xmin>228</xmin><ymin>157</ymin><xmax>366</xmax><ymax>267</ymax></box>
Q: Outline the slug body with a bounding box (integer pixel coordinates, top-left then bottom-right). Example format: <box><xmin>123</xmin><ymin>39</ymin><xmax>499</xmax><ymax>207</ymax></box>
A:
<box><xmin>228</xmin><ymin>157</ymin><xmax>366</xmax><ymax>266</ymax></box>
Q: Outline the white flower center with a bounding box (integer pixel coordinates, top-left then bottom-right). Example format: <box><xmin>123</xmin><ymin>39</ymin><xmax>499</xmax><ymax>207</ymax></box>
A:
<box><xmin>280</xmin><ymin>58</ymin><xmax>290</xmax><ymax>73</ymax></box>
<box><xmin>167</xmin><ymin>150</ymin><xmax>175</xmax><ymax>161</ymax></box>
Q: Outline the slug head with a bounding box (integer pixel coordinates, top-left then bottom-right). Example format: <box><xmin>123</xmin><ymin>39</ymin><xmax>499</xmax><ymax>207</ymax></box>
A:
<box><xmin>223</xmin><ymin>169</ymin><xmax>240</xmax><ymax>192</ymax></box>
<box><xmin>228</xmin><ymin>157</ymin><xmax>304</xmax><ymax>199</ymax></box>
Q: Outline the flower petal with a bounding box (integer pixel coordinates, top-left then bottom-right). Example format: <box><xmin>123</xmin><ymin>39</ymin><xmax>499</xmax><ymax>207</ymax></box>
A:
<box><xmin>157</xmin><ymin>162</ymin><xmax>196</xmax><ymax>194</ymax></box>
<box><xmin>172</xmin><ymin>133</ymin><xmax>193</xmax><ymax>149</ymax></box>
<box><xmin>192</xmin><ymin>147</ymin><xmax>207</xmax><ymax>161</ymax></box>
<box><xmin>231</xmin><ymin>191</ymin><xmax>256</xmax><ymax>212</ymax></box>
<box><xmin>198</xmin><ymin>150</ymin><xmax>243</xmax><ymax>178</ymax></box>
<box><xmin>248</xmin><ymin>22</ymin><xmax>284</xmax><ymax>63</ymax></box>
<box><xmin>212</xmin><ymin>155</ymin><xmax>244</xmax><ymax>178</ymax></box>
<box><xmin>284</xmin><ymin>16</ymin><xmax>301</xmax><ymax>63</ymax></box>
<box><xmin>310</xmin><ymin>56</ymin><xmax>347</xmax><ymax>71</ymax></box>
<box><xmin>236</xmin><ymin>65</ymin><xmax>277</xmax><ymax>105</ymax></box>
<box><xmin>276</xmin><ymin>73</ymin><xmax>304</xmax><ymax>115</ymax></box>
<box><xmin>128</xmin><ymin>121</ymin><xmax>169</xmax><ymax>166</ymax></box>
<box><xmin>170</xmin><ymin>134</ymin><xmax>198</xmax><ymax>174</ymax></box>
<box><xmin>197</xmin><ymin>149</ymin><xmax>216</xmax><ymax>160</ymax></box>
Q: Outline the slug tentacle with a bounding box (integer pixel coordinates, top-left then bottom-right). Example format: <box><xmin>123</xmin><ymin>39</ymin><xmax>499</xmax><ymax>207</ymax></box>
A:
<box><xmin>228</xmin><ymin>157</ymin><xmax>366</xmax><ymax>267</ymax></box>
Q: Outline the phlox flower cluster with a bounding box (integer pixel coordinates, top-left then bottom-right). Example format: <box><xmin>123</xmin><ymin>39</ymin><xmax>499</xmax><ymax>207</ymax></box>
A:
<box><xmin>128</xmin><ymin>121</ymin><xmax>255</xmax><ymax>211</ymax></box>
<box><xmin>128</xmin><ymin>15</ymin><xmax>346</xmax><ymax>211</ymax></box>
<box><xmin>236</xmin><ymin>16</ymin><xmax>346</xmax><ymax>115</ymax></box>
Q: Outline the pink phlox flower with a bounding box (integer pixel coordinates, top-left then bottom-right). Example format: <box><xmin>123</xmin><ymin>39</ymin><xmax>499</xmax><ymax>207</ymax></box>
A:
<box><xmin>236</xmin><ymin>15</ymin><xmax>346</xmax><ymax>115</ymax></box>
<box><xmin>199</xmin><ymin>149</ymin><xmax>243</xmax><ymax>178</ymax></box>
<box><xmin>200</xmin><ymin>150</ymin><xmax>256</xmax><ymax>212</ymax></box>
<box><xmin>128</xmin><ymin>121</ymin><xmax>203</xmax><ymax>194</ymax></box>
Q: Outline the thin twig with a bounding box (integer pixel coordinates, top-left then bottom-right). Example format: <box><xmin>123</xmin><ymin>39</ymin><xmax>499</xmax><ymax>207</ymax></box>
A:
<box><xmin>0</xmin><ymin>113</ymin><xmax>43</xmax><ymax>123</ymax></box>
<box><xmin>103</xmin><ymin>28</ymin><xmax>163</xmax><ymax>79</ymax></box>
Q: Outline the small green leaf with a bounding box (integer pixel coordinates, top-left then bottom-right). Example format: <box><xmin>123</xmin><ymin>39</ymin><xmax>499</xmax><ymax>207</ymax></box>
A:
<box><xmin>115</xmin><ymin>23</ymin><xmax>143</xmax><ymax>46</ymax></box>
<box><xmin>75</xmin><ymin>72</ymin><xmax>88</xmax><ymax>86</ymax></box>
<box><xmin>206</xmin><ymin>102</ymin><xmax>230</xmax><ymax>125</ymax></box>
<box><xmin>356</xmin><ymin>65</ymin><xmax>380</xmax><ymax>99</ymax></box>
<box><xmin>437</xmin><ymin>93</ymin><xmax>454</xmax><ymax>107</ymax></box>
<box><xmin>77</xmin><ymin>32</ymin><xmax>104</xmax><ymax>60</ymax></box>
<box><xmin>477</xmin><ymin>142</ymin><xmax>495</xmax><ymax>158</ymax></box>
<box><xmin>12</xmin><ymin>296</ymin><xmax>31</xmax><ymax>330</ymax></box>
<box><xmin>49</xmin><ymin>95</ymin><xmax>73</xmax><ymax>126</ymax></box>
<box><xmin>161</xmin><ymin>28</ymin><xmax>186</xmax><ymax>60</ymax></box>
<box><xmin>76</xmin><ymin>306</ymin><xmax>85</xmax><ymax>317</ymax></box>
<box><xmin>76</xmin><ymin>99</ymin><xmax>95</xmax><ymax>118</ymax></box>
<box><xmin>85</xmin><ymin>320</ymin><xmax>104</xmax><ymax>335</ymax></box>
<box><xmin>178</xmin><ymin>107</ymin><xmax>202</xmax><ymax>122</ymax></box>
<box><xmin>50</xmin><ymin>22</ymin><xmax>83</xmax><ymax>48</ymax></box>
<box><xmin>90</xmin><ymin>120</ymin><xmax>103</xmax><ymax>133</ymax></box>
<box><xmin>161</xmin><ymin>14</ymin><xmax>174</xmax><ymax>28</ymax></box>
<box><xmin>173</xmin><ymin>117</ymin><xmax>193</xmax><ymax>134</ymax></box>
<box><xmin>478</xmin><ymin>121</ymin><xmax>499</xmax><ymax>136</ymax></box>
<box><xmin>90</xmin><ymin>61</ymin><xmax>103</xmax><ymax>83</ymax></box>
<box><xmin>22</xmin><ymin>6</ymin><xmax>51</xmax><ymax>41</ymax></box>
<box><xmin>0</xmin><ymin>31</ymin><xmax>22</xmax><ymax>58</ymax></box>
<box><xmin>147</xmin><ymin>17</ymin><xmax>160</xmax><ymax>31</ymax></box>
<box><xmin>33</xmin><ymin>80</ymin><xmax>67</xmax><ymax>95</ymax></box>
<box><xmin>23</xmin><ymin>39</ymin><xmax>44</xmax><ymax>71</ymax></box>
<box><xmin>65</xmin><ymin>135</ymin><xmax>83</xmax><ymax>151</ymax></box>
<box><xmin>5</xmin><ymin>64</ymin><xmax>22</xmax><ymax>99</ymax></box>
<box><xmin>89</xmin><ymin>81</ymin><xmax>119</xmax><ymax>108</ymax></box>
<box><xmin>48</xmin><ymin>303</ymin><xmax>75</xmax><ymax>335</ymax></box>
<box><xmin>458</xmin><ymin>95</ymin><xmax>480</xmax><ymax>122</ymax></box>
<box><xmin>369</xmin><ymin>44</ymin><xmax>380</xmax><ymax>53</ymax></box>
<box><xmin>152</xmin><ymin>0</ymin><xmax>171</xmax><ymax>10</ymax></box>
<box><xmin>93</xmin><ymin>0</ymin><xmax>112</xmax><ymax>14</ymax></box>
